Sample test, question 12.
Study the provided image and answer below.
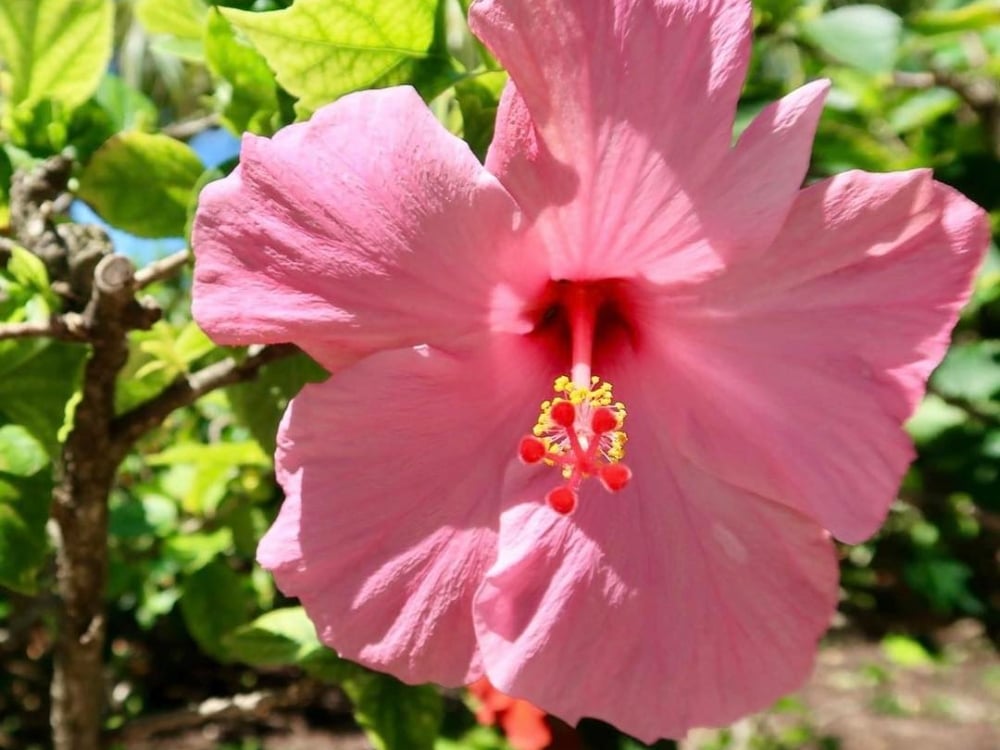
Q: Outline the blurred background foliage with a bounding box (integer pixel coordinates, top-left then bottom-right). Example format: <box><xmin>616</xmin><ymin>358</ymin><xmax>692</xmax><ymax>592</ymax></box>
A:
<box><xmin>0</xmin><ymin>0</ymin><xmax>998</xmax><ymax>748</ymax></box>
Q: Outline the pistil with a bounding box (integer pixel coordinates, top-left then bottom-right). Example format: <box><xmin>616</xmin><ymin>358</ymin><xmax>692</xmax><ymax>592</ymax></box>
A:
<box><xmin>566</xmin><ymin>285</ymin><xmax>597</xmax><ymax>388</ymax></box>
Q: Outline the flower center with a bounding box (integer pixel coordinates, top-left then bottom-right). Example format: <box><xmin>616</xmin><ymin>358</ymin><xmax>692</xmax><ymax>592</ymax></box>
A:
<box><xmin>519</xmin><ymin>376</ymin><xmax>630</xmax><ymax>514</ymax></box>
<box><xmin>518</xmin><ymin>281</ymin><xmax>633</xmax><ymax>514</ymax></box>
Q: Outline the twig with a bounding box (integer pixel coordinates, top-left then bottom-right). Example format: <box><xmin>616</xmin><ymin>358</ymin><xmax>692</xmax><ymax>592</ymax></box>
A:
<box><xmin>134</xmin><ymin>248</ymin><xmax>191</xmax><ymax>289</ymax></box>
<box><xmin>113</xmin><ymin>682</ymin><xmax>324</xmax><ymax>742</ymax></box>
<box><xmin>112</xmin><ymin>343</ymin><xmax>299</xmax><ymax>448</ymax></box>
<box><xmin>0</xmin><ymin>315</ymin><xmax>88</xmax><ymax>342</ymax></box>
<box><xmin>162</xmin><ymin>113</ymin><xmax>220</xmax><ymax>140</ymax></box>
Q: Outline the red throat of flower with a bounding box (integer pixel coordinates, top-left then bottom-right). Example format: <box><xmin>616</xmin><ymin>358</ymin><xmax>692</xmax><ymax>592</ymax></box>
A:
<box><xmin>518</xmin><ymin>284</ymin><xmax>631</xmax><ymax>514</ymax></box>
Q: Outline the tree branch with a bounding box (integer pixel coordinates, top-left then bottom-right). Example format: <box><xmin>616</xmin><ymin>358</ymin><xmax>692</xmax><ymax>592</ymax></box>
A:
<box><xmin>0</xmin><ymin>314</ymin><xmax>88</xmax><ymax>342</ymax></box>
<box><xmin>50</xmin><ymin>255</ymin><xmax>153</xmax><ymax>750</ymax></box>
<box><xmin>134</xmin><ymin>248</ymin><xmax>191</xmax><ymax>289</ymax></box>
<box><xmin>112</xmin><ymin>343</ymin><xmax>299</xmax><ymax>448</ymax></box>
<box><xmin>112</xmin><ymin>681</ymin><xmax>326</xmax><ymax>743</ymax></box>
<box><xmin>161</xmin><ymin>113</ymin><xmax>220</xmax><ymax>140</ymax></box>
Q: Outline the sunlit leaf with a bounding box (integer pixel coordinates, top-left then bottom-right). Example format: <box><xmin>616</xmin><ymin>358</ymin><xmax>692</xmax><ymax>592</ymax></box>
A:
<box><xmin>224</xmin><ymin>606</ymin><xmax>329</xmax><ymax>665</ymax></box>
<box><xmin>931</xmin><ymin>341</ymin><xmax>1000</xmax><ymax>403</ymax></box>
<box><xmin>221</xmin><ymin>0</ymin><xmax>457</xmax><ymax>117</ymax></box>
<box><xmin>910</xmin><ymin>1</ymin><xmax>1000</xmax><ymax>34</ymax></box>
<box><xmin>78</xmin><ymin>132</ymin><xmax>204</xmax><ymax>238</ymax></box>
<box><xmin>0</xmin><ymin>0</ymin><xmax>112</xmax><ymax>108</ymax></box>
<box><xmin>802</xmin><ymin>5</ymin><xmax>902</xmax><ymax>73</ymax></box>
<box><xmin>204</xmin><ymin>9</ymin><xmax>280</xmax><ymax>134</ymax></box>
<box><xmin>135</xmin><ymin>0</ymin><xmax>209</xmax><ymax>61</ymax></box>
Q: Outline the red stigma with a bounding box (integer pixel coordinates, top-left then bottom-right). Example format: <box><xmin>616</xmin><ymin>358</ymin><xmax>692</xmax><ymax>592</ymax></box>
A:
<box><xmin>599</xmin><ymin>463</ymin><xmax>632</xmax><ymax>492</ymax></box>
<box><xmin>518</xmin><ymin>436</ymin><xmax>547</xmax><ymax>464</ymax></box>
<box><xmin>550</xmin><ymin>400</ymin><xmax>576</xmax><ymax>428</ymax></box>
<box><xmin>591</xmin><ymin>407</ymin><xmax>618</xmax><ymax>434</ymax></box>
<box><xmin>547</xmin><ymin>486</ymin><xmax>578</xmax><ymax>514</ymax></box>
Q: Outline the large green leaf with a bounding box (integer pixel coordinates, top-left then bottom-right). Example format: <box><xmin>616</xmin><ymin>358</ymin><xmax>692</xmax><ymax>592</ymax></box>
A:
<box><xmin>94</xmin><ymin>73</ymin><xmax>159</xmax><ymax>133</ymax></box>
<box><xmin>221</xmin><ymin>0</ymin><xmax>456</xmax><ymax>116</ymax></box>
<box><xmin>224</xmin><ymin>606</ymin><xmax>329</xmax><ymax>666</ymax></box>
<box><xmin>135</xmin><ymin>0</ymin><xmax>209</xmax><ymax>61</ymax></box>
<box><xmin>225</xmin><ymin>352</ymin><xmax>327</xmax><ymax>453</ymax></box>
<box><xmin>78</xmin><ymin>132</ymin><xmax>204</xmax><ymax>238</ymax></box>
<box><xmin>204</xmin><ymin>10</ymin><xmax>280</xmax><ymax>134</ymax></box>
<box><xmin>931</xmin><ymin>341</ymin><xmax>1000</xmax><ymax>404</ymax></box>
<box><xmin>0</xmin><ymin>0</ymin><xmax>112</xmax><ymax>108</ymax></box>
<box><xmin>0</xmin><ymin>426</ymin><xmax>52</xmax><ymax>593</ymax></box>
<box><xmin>0</xmin><ymin>342</ymin><xmax>86</xmax><ymax>458</ymax></box>
<box><xmin>179</xmin><ymin>559</ymin><xmax>254</xmax><ymax>659</ymax></box>
<box><xmin>342</xmin><ymin>672</ymin><xmax>444</xmax><ymax>750</ymax></box>
<box><xmin>802</xmin><ymin>5</ymin><xmax>902</xmax><ymax>74</ymax></box>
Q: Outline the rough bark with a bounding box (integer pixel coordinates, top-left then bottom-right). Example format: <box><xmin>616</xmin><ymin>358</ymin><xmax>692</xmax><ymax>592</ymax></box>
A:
<box><xmin>50</xmin><ymin>255</ymin><xmax>146</xmax><ymax>750</ymax></box>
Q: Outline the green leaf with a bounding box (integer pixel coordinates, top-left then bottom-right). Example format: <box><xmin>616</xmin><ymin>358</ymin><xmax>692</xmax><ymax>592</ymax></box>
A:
<box><xmin>135</xmin><ymin>0</ymin><xmax>209</xmax><ymax>61</ymax></box>
<box><xmin>78</xmin><ymin>132</ymin><xmax>204</xmax><ymax>238</ymax></box>
<box><xmin>910</xmin><ymin>1</ymin><xmax>1000</xmax><ymax>34</ymax></box>
<box><xmin>906</xmin><ymin>395</ymin><xmax>966</xmax><ymax>445</ymax></box>
<box><xmin>204</xmin><ymin>10</ymin><xmax>280</xmax><ymax>134</ymax></box>
<box><xmin>341</xmin><ymin>672</ymin><xmax>444</xmax><ymax>750</ymax></box>
<box><xmin>179</xmin><ymin>559</ymin><xmax>254</xmax><ymax>659</ymax></box>
<box><xmin>0</xmin><ymin>427</ymin><xmax>51</xmax><ymax>593</ymax></box>
<box><xmin>881</xmin><ymin>635</ymin><xmax>935</xmax><ymax>668</ymax></box>
<box><xmin>802</xmin><ymin>5</ymin><xmax>902</xmax><ymax>74</ymax></box>
<box><xmin>455</xmin><ymin>72</ymin><xmax>506</xmax><ymax>161</ymax></box>
<box><xmin>6</xmin><ymin>246</ymin><xmax>50</xmax><ymax>293</ymax></box>
<box><xmin>931</xmin><ymin>341</ymin><xmax>1000</xmax><ymax>403</ymax></box>
<box><xmin>888</xmin><ymin>88</ymin><xmax>961</xmax><ymax>134</ymax></box>
<box><xmin>221</xmin><ymin>0</ymin><xmax>457</xmax><ymax>117</ymax></box>
<box><xmin>147</xmin><ymin>441</ymin><xmax>271</xmax><ymax>469</ymax></box>
<box><xmin>0</xmin><ymin>425</ymin><xmax>48</xmax><ymax>476</ymax></box>
<box><xmin>0</xmin><ymin>0</ymin><xmax>113</xmax><ymax>108</ymax></box>
<box><xmin>94</xmin><ymin>73</ymin><xmax>159</xmax><ymax>133</ymax></box>
<box><xmin>0</xmin><ymin>342</ymin><xmax>86</xmax><ymax>458</ymax></box>
<box><xmin>0</xmin><ymin>469</ymin><xmax>53</xmax><ymax>593</ymax></box>
<box><xmin>226</xmin><ymin>352</ymin><xmax>327</xmax><ymax>453</ymax></box>
<box><xmin>224</xmin><ymin>606</ymin><xmax>329</xmax><ymax>666</ymax></box>
<box><xmin>163</xmin><ymin>528</ymin><xmax>234</xmax><ymax>572</ymax></box>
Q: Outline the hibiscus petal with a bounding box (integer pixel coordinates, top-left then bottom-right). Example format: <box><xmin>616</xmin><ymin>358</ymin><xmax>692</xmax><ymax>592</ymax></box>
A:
<box><xmin>659</xmin><ymin>171</ymin><xmax>989</xmax><ymax>542</ymax></box>
<box><xmin>193</xmin><ymin>86</ymin><xmax>537</xmax><ymax>368</ymax></box>
<box><xmin>471</xmin><ymin>0</ymin><xmax>824</xmax><ymax>283</ymax></box>
<box><xmin>259</xmin><ymin>335</ymin><xmax>557</xmax><ymax>685</ymax></box>
<box><xmin>474</xmin><ymin>376</ymin><xmax>838</xmax><ymax>740</ymax></box>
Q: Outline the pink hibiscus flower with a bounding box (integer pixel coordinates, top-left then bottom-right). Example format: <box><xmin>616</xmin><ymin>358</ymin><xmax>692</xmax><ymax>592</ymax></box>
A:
<box><xmin>191</xmin><ymin>0</ymin><xmax>989</xmax><ymax>741</ymax></box>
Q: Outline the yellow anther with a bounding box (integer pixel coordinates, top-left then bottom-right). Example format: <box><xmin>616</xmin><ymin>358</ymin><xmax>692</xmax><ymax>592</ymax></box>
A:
<box><xmin>531</xmin><ymin>375</ymin><xmax>628</xmax><ymax>470</ymax></box>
